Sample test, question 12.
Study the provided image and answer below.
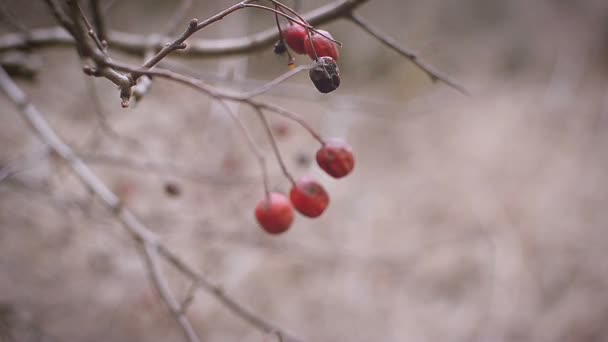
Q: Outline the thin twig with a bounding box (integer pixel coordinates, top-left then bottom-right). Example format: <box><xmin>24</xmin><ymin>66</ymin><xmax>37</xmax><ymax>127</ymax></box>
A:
<box><xmin>244</xmin><ymin>3</ymin><xmax>341</xmax><ymax>46</ymax></box>
<box><xmin>179</xmin><ymin>279</ymin><xmax>200</xmax><ymax>314</ymax></box>
<box><xmin>90</xmin><ymin>0</ymin><xmax>107</xmax><ymax>43</ymax></box>
<box><xmin>105</xmin><ymin>58</ymin><xmax>324</xmax><ymax>143</ymax></box>
<box><xmin>1</xmin><ymin>0</ymin><xmax>370</xmax><ymax>56</ymax></box>
<box><xmin>133</xmin><ymin>0</ymin><xmax>193</xmax><ymax>102</ymax></box>
<box><xmin>273</xmin><ymin>2</ymin><xmax>295</xmax><ymax>68</ymax></box>
<box><xmin>243</xmin><ymin>63</ymin><xmax>314</xmax><ymax>99</ymax></box>
<box><xmin>142</xmin><ymin>243</ymin><xmax>202</xmax><ymax>342</ymax></box>
<box><xmin>348</xmin><ymin>12</ymin><xmax>469</xmax><ymax>96</ymax></box>
<box><xmin>254</xmin><ymin>106</ymin><xmax>295</xmax><ymax>185</ymax></box>
<box><xmin>219</xmin><ymin>100</ymin><xmax>272</xmax><ymax>198</ymax></box>
<box><xmin>75</xmin><ymin>0</ymin><xmax>108</xmax><ymax>55</ymax></box>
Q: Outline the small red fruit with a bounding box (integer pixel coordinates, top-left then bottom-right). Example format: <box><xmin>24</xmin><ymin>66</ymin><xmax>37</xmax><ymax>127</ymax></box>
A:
<box><xmin>304</xmin><ymin>30</ymin><xmax>339</xmax><ymax>61</ymax></box>
<box><xmin>255</xmin><ymin>192</ymin><xmax>294</xmax><ymax>235</ymax></box>
<box><xmin>316</xmin><ymin>139</ymin><xmax>355</xmax><ymax>178</ymax></box>
<box><xmin>289</xmin><ymin>177</ymin><xmax>330</xmax><ymax>218</ymax></box>
<box><xmin>282</xmin><ymin>25</ymin><xmax>308</xmax><ymax>54</ymax></box>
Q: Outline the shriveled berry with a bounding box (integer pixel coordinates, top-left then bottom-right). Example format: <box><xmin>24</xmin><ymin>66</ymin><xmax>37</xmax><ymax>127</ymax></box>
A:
<box><xmin>255</xmin><ymin>192</ymin><xmax>294</xmax><ymax>235</ymax></box>
<box><xmin>303</xmin><ymin>30</ymin><xmax>339</xmax><ymax>61</ymax></box>
<box><xmin>289</xmin><ymin>177</ymin><xmax>330</xmax><ymax>218</ymax></box>
<box><xmin>283</xmin><ymin>25</ymin><xmax>308</xmax><ymax>54</ymax></box>
<box><xmin>309</xmin><ymin>56</ymin><xmax>340</xmax><ymax>94</ymax></box>
<box><xmin>316</xmin><ymin>139</ymin><xmax>355</xmax><ymax>178</ymax></box>
<box><xmin>274</xmin><ymin>40</ymin><xmax>287</xmax><ymax>55</ymax></box>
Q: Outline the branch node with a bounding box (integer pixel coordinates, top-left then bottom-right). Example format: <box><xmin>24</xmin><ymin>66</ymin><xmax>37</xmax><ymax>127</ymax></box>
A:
<box><xmin>83</xmin><ymin>65</ymin><xmax>97</xmax><ymax>75</ymax></box>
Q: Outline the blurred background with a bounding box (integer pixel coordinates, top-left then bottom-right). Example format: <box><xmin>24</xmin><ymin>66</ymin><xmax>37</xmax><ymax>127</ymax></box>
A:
<box><xmin>2</xmin><ymin>0</ymin><xmax>608</xmax><ymax>341</ymax></box>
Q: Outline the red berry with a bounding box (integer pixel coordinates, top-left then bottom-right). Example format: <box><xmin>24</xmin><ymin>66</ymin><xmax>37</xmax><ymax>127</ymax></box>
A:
<box><xmin>316</xmin><ymin>139</ymin><xmax>355</xmax><ymax>178</ymax></box>
<box><xmin>289</xmin><ymin>177</ymin><xmax>330</xmax><ymax>218</ymax></box>
<box><xmin>283</xmin><ymin>25</ymin><xmax>308</xmax><ymax>54</ymax></box>
<box><xmin>304</xmin><ymin>30</ymin><xmax>339</xmax><ymax>61</ymax></box>
<box><xmin>255</xmin><ymin>192</ymin><xmax>294</xmax><ymax>235</ymax></box>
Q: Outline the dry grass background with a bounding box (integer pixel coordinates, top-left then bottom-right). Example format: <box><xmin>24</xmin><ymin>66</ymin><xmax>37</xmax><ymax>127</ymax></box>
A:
<box><xmin>2</xmin><ymin>0</ymin><xmax>608</xmax><ymax>341</ymax></box>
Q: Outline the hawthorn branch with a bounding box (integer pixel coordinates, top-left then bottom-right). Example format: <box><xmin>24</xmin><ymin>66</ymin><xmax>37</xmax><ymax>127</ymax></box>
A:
<box><xmin>105</xmin><ymin>58</ymin><xmax>324</xmax><ymax>143</ymax></box>
<box><xmin>0</xmin><ymin>66</ymin><xmax>304</xmax><ymax>342</ymax></box>
<box><xmin>133</xmin><ymin>0</ymin><xmax>193</xmax><ymax>102</ymax></box>
<box><xmin>0</xmin><ymin>0</ymin><xmax>369</xmax><ymax>56</ymax></box>
<box><xmin>348</xmin><ymin>12</ymin><xmax>469</xmax><ymax>95</ymax></box>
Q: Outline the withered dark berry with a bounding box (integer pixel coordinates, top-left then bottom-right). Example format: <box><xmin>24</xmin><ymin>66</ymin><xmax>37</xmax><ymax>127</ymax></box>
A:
<box><xmin>274</xmin><ymin>40</ymin><xmax>287</xmax><ymax>55</ymax></box>
<box><xmin>309</xmin><ymin>56</ymin><xmax>340</xmax><ymax>94</ymax></box>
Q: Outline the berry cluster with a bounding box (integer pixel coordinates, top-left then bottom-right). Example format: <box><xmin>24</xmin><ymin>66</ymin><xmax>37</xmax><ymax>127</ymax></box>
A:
<box><xmin>255</xmin><ymin>139</ymin><xmax>355</xmax><ymax>235</ymax></box>
<box><xmin>277</xmin><ymin>24</ymin><xmax>341</xmax><ymax>94</ymax></box>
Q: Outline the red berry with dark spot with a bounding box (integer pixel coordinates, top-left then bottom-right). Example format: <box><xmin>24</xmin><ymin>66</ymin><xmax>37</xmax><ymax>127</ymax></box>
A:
<box><xmin>283</xmin><ymin>25</ymin><xmax>308</xmax><ymax>55</ymax></box>
<box><xmin>304</xmin><ymin>30</ymin><xmax>339</xmax><ymax>61</ymax></box>
<box><xmin>316</xmin><ymin>139</ymin><xmax>355</xmax><ymax>178</ymax></box>
<box><xmin>255</xmin><ymin>192</ymin><xmax>294</xmax><ymax>235</ymax></box>
<box><xmin>289</xmin><ymin>177</ymin><xmax>330</xmax><ymax>218</ymax></box>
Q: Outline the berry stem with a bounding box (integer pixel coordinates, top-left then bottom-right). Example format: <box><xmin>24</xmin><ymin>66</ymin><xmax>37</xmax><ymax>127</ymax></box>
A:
<box><xmin>254</xmin><ymin>106</ymin><xmax>295</xmax><ymax>186</ymax></box>
<box><xmin>265</xmin><ymin>0</ymin><xmax>308</xmax><ymax>27</ymax></box>
<box><xmin>219</xmin><ymin>100</ymin><xmax>271</xmax><ymax>201</ymax></box>
<box><xmin>255</xmin><ymin>103</ymin><xmax>325</xmax><ymax>145</ymax></box>
<box><xmin>305</xmin><ymin>29</ymin><xmax>320</xmax><ymax>61</ymax></box>
<box><xmin>243</xmin><ymin>3</ymin><xmax>341</xmax><ymax>46</ymax></box>
<box><xmin>273</xmin><ymin>3</ymin><xmax>294</xmax><ymax>66</ymax></box>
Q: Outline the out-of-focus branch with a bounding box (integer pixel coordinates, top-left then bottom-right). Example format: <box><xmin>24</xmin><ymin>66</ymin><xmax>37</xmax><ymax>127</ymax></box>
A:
<box><xmin>142</xmin><ymin>243</ymin><xmax>201</xmax><ymax>342</ymax></box>
<box><xmin>0</xmin><ymin>51</ymin><xmax>43</xmax><ymax>78</ymax></box>
<box><xmin>0</xmin><ymin>0</ymin><xmax>369</xmax><ymax>56</ymax></box>
<box><xmin>0</xmin><ymin>66</ymin><xmax>304</xmax><ymax>342</ymax></box>
<box><xmin>348</xmin><ymin>12</ymin><xmax>469</xmax><ymax>95</ymax></box>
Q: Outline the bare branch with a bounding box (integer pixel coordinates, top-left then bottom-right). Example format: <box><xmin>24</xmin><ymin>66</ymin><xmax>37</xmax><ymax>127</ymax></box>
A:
<box><xmin>142</xmin><ymin>243</ymin><xmax>201</xmax><ymax>342</ymax></box>
<box><xmin>132</xmin><ymin>0</ymin><xmax>193</xmax><ymax>102</ymax></box>
<box><xmin>348</xmin><ymin>12</ymin><xmax>469</xmax><ymax>95</ymax></box>
<box><xmin>220</xmin><ymin>100</ymin><xmax>272</xmax><ymax>197</ymax></box>
<box><xmin>0</xmin><ymin>0</ymin><xmax>369</xmax><ymax>56</ymax></box>
<box><xmin>105</xmin><ymin>58</ymin><xmax>324</xmax><ymax>143</ymax></box>
<box><xmin>242</xmin><ymin>63</ymin><xmax>314</xmax><ymax>99</ymax></box>
<box><xmin>74</xmin><ymin>0</ymin><xmax>108</xmax><ymax>56</ymax></box>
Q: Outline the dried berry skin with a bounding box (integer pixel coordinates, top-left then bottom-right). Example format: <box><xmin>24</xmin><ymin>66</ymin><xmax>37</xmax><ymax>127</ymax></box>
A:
<box><xmin>289</xmin><ymin>177</ymin><xmax>330</xmax><ymax>218</ymax></box>
<box><xmin>316</xmin><ymin>139</ymin><xmax>355</xmax><ymax>178</ymax></box>
<box><xmin>303</xmin><ymin>30</ymin><xmax>339</xmax><ymax>61</ymax></box>
<box><xmin>309</xmin><ymin>56</ymin><xmax>340</xmax><ymax>94</ymax></box>
<box><xmin>255</xmin><ymin>192</ymin><xmax>294</xmax><ymax>234</ymax></box>
<box><xmin>274</xmin><ymin>40</ymin><xmax>287</xmax><ymax>55</ymax></box>
<box><xmin>283</xmin><ymin>25</ymin><xmax>308</xmax><ymax>55</ymax></box>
